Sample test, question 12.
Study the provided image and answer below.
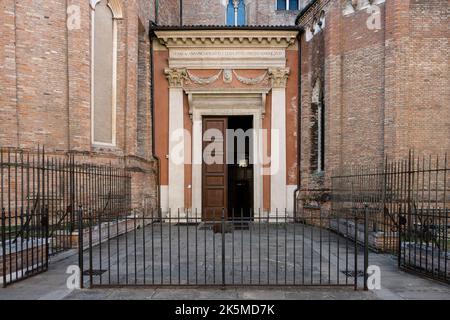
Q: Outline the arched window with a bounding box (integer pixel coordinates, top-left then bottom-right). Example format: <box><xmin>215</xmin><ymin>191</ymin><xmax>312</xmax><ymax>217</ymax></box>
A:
<box><xmin>227</xmin><ymin>0</ymin><xmax>246</xmax><ymax>26</ymax></box>
<box><xmin>91</xmin><ymin>0</ymin><xmax>122</xmax><ymax>146</ymax></box>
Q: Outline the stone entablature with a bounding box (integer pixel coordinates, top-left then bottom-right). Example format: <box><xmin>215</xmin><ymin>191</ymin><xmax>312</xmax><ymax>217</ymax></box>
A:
<box><xmin>155</xmin><ymin>30</ymin><xmax>298</xmax><ymax>69</ymax></box>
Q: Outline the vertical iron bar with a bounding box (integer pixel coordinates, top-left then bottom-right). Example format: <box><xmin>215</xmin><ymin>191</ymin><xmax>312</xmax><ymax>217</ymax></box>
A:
<box><xmin>213</xmin><ymin>209</ymin><xmax>216</xmax><ymax>284</ymax></box>
<box><xmin>258</xmin><ymin>208</ymin><xmax>261</xmax><ymax>285</ymax></box>
<box><xmin>267</xmin><ymin>210</ymin><xmax>270</xmax><ymax>285</ymax></box>
<box><xmin>275</xmin><ymin>208</ymin><xmax>278</xmax><ymax>284</ymax></box>
<box><xmin>221</xmin><ymin>208</ymin><xmax>225</xmax><ymax>286</ymax></box>
<box><xmin>143</xmin><ymin>209</ymin><xmax>147</xmax><ymax>285</ymax></box>
<box><xmin>160</xmin><ymin>208</ymin><xmax>163</xmax><ymax>285</ymax></box>
<box><xmin>354</xmin><ymin>211</ymin><xmax>358</xmax><ymax>291</ymax></box>
<box><xmin>293</xmin><ymin>207</ymin><xmax>296</xmax><ymax>285</ymax></box>
<box><xmin>177</xmin><ymin>208</ymin><xmax>180</xmax><ymax>285</ymax></box>
<box><xmin>232</xmin><ymin>208</ymin><xmax>235</xmax><ymax>284</ymax></box>
<box><xmin>134</xmin><ymin>210</ymin><xmax>137</xmax><ymax>285</ymax></box>
<box><xmin>250</xmin><ymin>208</ymin><xmax>253</xmax><ymax>285</ymax></box>
<box><xmin>443</xmin><ymin>153</ymin><xmax>448</xmax><ymax>281</ymax></box>
<box><xmin>195</xmin><ymin>208</ymin><xmax>198</xmax><ymax>285</ymax></box>
<box><xmin>186</xmin><ymin>208</ymin><xmax>189</xmax><ymax>285</ymax></box>
<box><xmin>241</xmin><ymin>208</ymin><xmax>243</xmax><ymax>283</ymax></box>
<box><xmin>2</xmin><ymin>208</ymin><xmax>6</xmax><ymax>287</ymax></box>
<box><xmin>364</xmin><ymin>205</ymin><xmax>369</xmax><ymax>291</ymax></box>
<box><xmin>88</xmin><ymin>206</ymin><xmax>93</xmax><ymax>287</ymax></box>
<box><xmin>78</xmin><ymin>205</ymin><xmax>84</xmax><ymax>289</ymax></box>
<box><xmin>168</xmin><ymin>208</ymin><xmax>171</xmax><ymax>285</ymax></box>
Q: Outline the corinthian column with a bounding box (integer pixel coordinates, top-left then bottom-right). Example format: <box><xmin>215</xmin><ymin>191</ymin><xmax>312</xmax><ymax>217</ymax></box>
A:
<box><xmin>268</xmin><ymin>67</ymin><xmax>290</xmax><ymax>215</ymax></box>
<box><xmin>165</xmin><ymin>68</ymin><xmax>187</xmax><ymax>214</ymax></box>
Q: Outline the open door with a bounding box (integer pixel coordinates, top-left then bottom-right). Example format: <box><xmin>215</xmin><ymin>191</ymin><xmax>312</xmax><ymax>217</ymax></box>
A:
<box><xmin>202</xmin><ymin>117</ymin><xmax>228</xmax><ymax>220</ymax></box>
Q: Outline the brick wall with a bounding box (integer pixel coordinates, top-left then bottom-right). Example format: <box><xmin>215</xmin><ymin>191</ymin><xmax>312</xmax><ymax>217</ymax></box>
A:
<box><xmin>0</xmin><ymin>0</ymin><xmax>158</xmax><ymax>208</ymax></box>
<box><xmin>181</xmin><ymin>0</ymin><xmax>303</xmax><ymax>26</ymax></box>
<box><xmin>298</xmin><ymin>0</ymin><xmax>449</xmax><ymax>208</ymax></box>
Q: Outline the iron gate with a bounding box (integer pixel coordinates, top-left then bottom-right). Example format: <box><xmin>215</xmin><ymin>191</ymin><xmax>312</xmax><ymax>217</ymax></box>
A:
<box><xmin>80</xmin><ymin>209</ymin><xmax>367</xmax><ymax>288</ymax></box>
<box><xmin>331</xmin><ymin>152</ymin><xmax>449</xmax><ymax>284</ymax></box>
<box><xmin>1</xmin><ymin>147</ymin><xmax>131</xmax><ymax>287</ymax></box>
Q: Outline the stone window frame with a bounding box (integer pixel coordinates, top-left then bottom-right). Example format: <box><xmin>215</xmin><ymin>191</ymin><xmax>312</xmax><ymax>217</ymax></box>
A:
<box><xmin>90</xmin><ymin>0</ymin><xmax>123</xmax><ymax>147</ymax></box>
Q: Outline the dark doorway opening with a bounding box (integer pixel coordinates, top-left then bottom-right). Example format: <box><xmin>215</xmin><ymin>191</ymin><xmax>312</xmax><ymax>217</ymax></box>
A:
<box><xmin>227</xmin><ymin>116</ymin><xmax>254</xmax><ymax>221</ymax></box>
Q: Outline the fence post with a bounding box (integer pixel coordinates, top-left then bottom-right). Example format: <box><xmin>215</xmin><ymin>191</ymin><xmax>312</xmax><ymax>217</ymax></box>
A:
<box><xmin>43</xmin><ymin>205</ymin><xmax>49</xmax><ymax>269</ymax></box>
<box><xmin>88</xmin><ymin>208</ymin><xmax>93</xmax><ymax>288</ymax></box>
<box><xmin>397</xmin><ymin>210</ymin><xmax>402</xmax><ymax>269</ymax></box>
<box><xmin>1</xmin><ymin>208</ymin><xmax>6</xmax><ymax>288</ymax></box>
<box><xmin>354</xmin><ymin>210</ymin><xmax>358</xmax><ymax>291</ymax></box>
<box><xmin>78</xmin><ymin>205</ymin><xmax>84</xmax><ymax>289</ymax></box>
<box><xmin>364</xmin><ymin>204</ymin><xmax>369</xmax><ymax>291</ymax></box>
<box><xmin>69</xmin><ymin>154</ymin><xmax>75</xmax><ymax>233</ymax></box>
<box><xmin>221</xmin><ymin>208</ymin><xmax>226</xmax><ymax>287</ymax></box>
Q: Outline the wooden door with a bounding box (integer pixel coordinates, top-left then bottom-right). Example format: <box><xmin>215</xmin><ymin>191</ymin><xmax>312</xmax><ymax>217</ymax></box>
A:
<box><xmin>202</xmin><ymin>117</ymin><xmax>228</xmax><ymax>221</ymax></box>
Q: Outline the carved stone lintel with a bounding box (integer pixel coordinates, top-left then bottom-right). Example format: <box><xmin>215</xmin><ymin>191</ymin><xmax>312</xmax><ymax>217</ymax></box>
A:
<box><xmin>165</xmin><ymin>68</ymin><xmax>187</xmax><ymax>88</ymax></box>
<box><xmin>268</xmin><ymin>68</ymin><xmax>290</xmax><ymax>88</ymax></box>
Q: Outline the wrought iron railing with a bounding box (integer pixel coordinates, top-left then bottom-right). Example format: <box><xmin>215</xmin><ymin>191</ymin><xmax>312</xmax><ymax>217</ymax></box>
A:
<box><xmin>1</xmin><ymin>146</ymin><xmax>132</xmax><ymax>287</ymax></box>
<box><xmin>331</xmin><ymin>152</ymin><xmax>449</xmax><ymax>284</ymax></box>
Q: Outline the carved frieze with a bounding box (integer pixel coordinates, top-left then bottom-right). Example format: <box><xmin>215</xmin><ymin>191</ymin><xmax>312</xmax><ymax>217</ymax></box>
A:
<box><xmin>186</xmin><ymin>70</ymin><xmax>223</xmax><ymax>85</ymax></box>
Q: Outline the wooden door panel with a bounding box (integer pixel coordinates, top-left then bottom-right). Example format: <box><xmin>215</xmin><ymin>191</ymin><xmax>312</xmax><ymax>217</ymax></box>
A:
<box><xmin>202</xmin><ymin>117</ymin><xmax>227</xmax><ymax>221</ymax></box>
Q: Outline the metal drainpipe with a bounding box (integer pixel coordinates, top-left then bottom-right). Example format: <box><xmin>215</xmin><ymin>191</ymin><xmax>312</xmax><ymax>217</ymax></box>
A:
<box><xmin>155</xmin><ymin>0</ymin><xmax>159</xmax><ymax>25</ymax></box>
<box><xmin>149</xmin><ymin>26</ymin><xmax>161</xmax><ymax>210</ymax></box>
<box><xmin>293</xmin><ymin>30</ymin><xmax>304</xmax><ymax>219</ymax></box>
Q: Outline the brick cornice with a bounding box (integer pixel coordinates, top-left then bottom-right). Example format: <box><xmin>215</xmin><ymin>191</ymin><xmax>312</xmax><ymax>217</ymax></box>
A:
<box><xmin>296</xmin><ymin>0</ymin><xmax>330</xmax><ymax>29</ymax></box>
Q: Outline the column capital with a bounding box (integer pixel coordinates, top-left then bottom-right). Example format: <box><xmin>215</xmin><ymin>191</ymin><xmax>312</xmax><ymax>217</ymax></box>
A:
<box><xmin>165</xmin><ymin>68</ymin><xmax>187</xmax><ymax>88</ymax></box>
<box><xmin>269</xmin><ymin>67</ymin><xmax>290</xmax><ymax>88</ymax></box>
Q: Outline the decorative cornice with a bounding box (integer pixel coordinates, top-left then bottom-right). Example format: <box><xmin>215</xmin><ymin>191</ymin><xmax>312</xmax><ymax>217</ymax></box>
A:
<box><xmin>269</xmin><ymin>68</ymin><xmax>290</xmax><ymax>88</ymax></box>
<box><xmin>154</xmin><ymin>30</ymin><xmax>298</xmax><ymax>49</ymax></box>
<box><xmin>165</xmin><ymin>68</ymin><xmax>187</xmax><ymax>88</ymax></box>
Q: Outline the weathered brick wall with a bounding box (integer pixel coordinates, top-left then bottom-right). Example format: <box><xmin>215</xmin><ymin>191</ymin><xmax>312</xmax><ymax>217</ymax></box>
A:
<box><xmin>0</xmin><ymin>0</ymin><xmax>158</xmax><ymax>208</ymax></box>
<box><xmin>0</xmin><ymin>0</ymin><xmax>19</xmax><ymax>147</ymax></box>
<box><xmin>158</xmin><ymin>0</ymin><xmax>180</xmax><ymax>25</ymax></box>
<box><xmin>298</xmin><ymin>0</ymin><xmax>449</xmax><ymax>208</ymax></box>
<box><xmin>386</xmin><ymin>0</ymin><xmax>450</xmax><ymax>158</ymax></box>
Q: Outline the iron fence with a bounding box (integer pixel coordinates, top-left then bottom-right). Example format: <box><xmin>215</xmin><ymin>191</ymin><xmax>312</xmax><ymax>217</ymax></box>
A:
<box><xmin>1</xmin><ymin>147</ymin><xmax>131</xmax><ymax>287</ymax></box>
<box><xmin>331</xmin><ymin>152</ymin><xmax>449</xmax><ymax>284</ymax></box>
<box><xmin>80</xmin><ymin>208</ymin><xmax>369</xmax><ymax>289</ymax></box>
